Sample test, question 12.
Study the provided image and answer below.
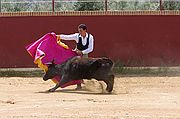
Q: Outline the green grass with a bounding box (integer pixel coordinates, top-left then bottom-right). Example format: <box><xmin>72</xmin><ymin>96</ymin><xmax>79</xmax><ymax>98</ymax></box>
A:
<box><xmin>0</xmin><ymin>66</ymin><xmax>178</xmax><ymax>77</ymax></box>
<box><xmin>0</xmin><ymin>70</ymin><xmax>44</xmax><ymax>77</ymax></box>
<box><xmin>113</xmin><ymin>66</ymin><xmax>170</xmax><ymax>76</ymax></box>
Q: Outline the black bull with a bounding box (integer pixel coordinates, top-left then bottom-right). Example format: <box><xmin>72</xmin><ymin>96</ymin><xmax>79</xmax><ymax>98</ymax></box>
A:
<box><xmin>43</xmin><ymin>56</ymin><xmax>115</xmax><ymax>92</ymax></box>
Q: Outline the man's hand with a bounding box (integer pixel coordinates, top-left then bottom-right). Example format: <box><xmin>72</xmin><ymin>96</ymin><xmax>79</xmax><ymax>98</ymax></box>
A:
<box><xmin>56</xmin><ymin>35</ymin><xmax>61</xmax><ymax>41</ymax></box>
<box><xmin>76</xmin><ymin>49</ymin><xmax>83</xmax><ymax>56</ymax></box>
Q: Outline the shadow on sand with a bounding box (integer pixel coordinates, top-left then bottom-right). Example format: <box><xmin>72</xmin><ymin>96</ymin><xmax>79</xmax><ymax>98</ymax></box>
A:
<box><xmin>36</xmin><ymin>88</ymin><xmax>116</xmax><ymax>95</ymax></box>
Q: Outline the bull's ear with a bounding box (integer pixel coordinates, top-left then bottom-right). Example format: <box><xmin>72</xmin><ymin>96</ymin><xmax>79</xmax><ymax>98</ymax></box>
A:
<box><xmin>52</xmin><ymin>59</ymin><xmax>56</xmax><ymax>65</ymax></box>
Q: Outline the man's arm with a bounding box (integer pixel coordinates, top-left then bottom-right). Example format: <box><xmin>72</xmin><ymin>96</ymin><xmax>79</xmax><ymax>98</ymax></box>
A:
<box><xmin>82</xmin><ymin>35</ymin><xmax>94</xmax><ymax>55</ymax></box>
<box><xmin>57</xmin><ymin>33</ymin><xmax>78</xmax><ymax>42</ymax></box>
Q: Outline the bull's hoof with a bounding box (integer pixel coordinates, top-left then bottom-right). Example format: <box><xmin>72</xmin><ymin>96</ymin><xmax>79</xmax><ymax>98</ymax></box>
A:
<box><xmin>48</xmin><ymin>88</ymin><xmax>56</xmax><ymax>92</ymax></box>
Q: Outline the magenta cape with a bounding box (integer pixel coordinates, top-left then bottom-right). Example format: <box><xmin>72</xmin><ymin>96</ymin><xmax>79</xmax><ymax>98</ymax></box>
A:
<box><xmin>25</xmin><ymin>32</ymin><xmax>81</xmax><ymax>88</ymax></box>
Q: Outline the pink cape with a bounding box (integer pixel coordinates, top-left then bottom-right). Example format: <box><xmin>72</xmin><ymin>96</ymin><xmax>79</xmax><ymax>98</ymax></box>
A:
<box><xmin>25</xmin><ymin>32</ymin><xmax>82</xmax><ymax>88</ymax></box>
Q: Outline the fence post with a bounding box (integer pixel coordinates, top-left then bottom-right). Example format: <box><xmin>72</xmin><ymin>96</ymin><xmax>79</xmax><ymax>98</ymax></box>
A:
<box><xmin>0</xmin><ymin>0</ymin><xmax>1</xmax><ymax>12</ymax></box>
<box><xmin>160</xmin><ymin>0</ymin><xmax>163</xmax><ymax>10</ymax></box>
<box><xmin>52</xmin><ymin>0</ymin><xmax>55</xmax><ymax>12</ymax></box>
<box><xmin>105</xmin><ymin>0</ymin><xmax>107</xmax><ymax>11</ymax></box>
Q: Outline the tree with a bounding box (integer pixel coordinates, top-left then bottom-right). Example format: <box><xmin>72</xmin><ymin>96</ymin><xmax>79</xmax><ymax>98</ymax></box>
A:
<box><xmin>74</xmin><ymin>0</ymin><xmax>104</xmax><ymax>11</ymax></box>
<box><xmin>163</xmin><ymin>0</ymin><xmax>180</xmax><ymax>10</ymax></box>
<box><xmin>55</xmin><ymin>0</ymin><xmax>76</xmax><ymax>11</ymax></box>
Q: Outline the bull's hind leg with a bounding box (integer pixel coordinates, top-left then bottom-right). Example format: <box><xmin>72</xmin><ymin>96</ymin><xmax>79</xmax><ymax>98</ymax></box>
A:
<box><xmin>103</xmin><ymin>74</ymin><xmax>114</xmax><ymax>93</ymax></box>
<box><xmin>95</xmin><ymin>74</ymin><xmax>114</xmax><ymax>93</ymax></box>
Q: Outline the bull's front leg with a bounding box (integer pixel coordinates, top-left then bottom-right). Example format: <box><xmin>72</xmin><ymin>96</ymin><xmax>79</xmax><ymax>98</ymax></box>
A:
<box><xmin>48</xmin><ymin>82</ymin><xmax>61</xmax><ymax>92</ymax></box>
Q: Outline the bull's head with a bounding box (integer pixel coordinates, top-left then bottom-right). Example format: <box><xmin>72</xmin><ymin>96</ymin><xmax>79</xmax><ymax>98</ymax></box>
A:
<box><xmin>43</xmin><ymin>63</ymin><xmax>59</xmax><ymax>81</ymax></box>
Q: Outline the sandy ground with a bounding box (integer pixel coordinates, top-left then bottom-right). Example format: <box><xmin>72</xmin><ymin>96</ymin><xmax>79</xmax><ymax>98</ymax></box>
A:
<box><xmin>0</xmin><ymin>76</ymin><xmax>180</xmax><ymax>119</ymax></box>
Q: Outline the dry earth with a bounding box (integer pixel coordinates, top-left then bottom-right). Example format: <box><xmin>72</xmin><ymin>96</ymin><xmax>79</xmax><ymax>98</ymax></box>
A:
<box><xmin>0</xmin><ymin>76</ymin><xmax>180</xmax><ymax>119</ymax></box>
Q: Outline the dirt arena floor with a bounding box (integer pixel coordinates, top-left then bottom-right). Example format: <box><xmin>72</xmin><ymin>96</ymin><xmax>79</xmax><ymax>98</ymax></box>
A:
<box><xmin>0</xmin><ymin>76</ymin><xmax>180</xmax><ymax>119</ymax></box>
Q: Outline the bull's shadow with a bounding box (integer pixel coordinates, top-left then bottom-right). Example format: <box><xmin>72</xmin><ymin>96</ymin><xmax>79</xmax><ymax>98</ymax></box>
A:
<box><xmin>37</xmin><ymin>88</ymin><xmax>116</xmax><ymax>95</ymax></box>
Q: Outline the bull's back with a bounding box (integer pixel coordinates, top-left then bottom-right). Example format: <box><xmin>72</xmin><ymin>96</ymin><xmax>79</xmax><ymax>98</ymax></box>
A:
<box><xmin>65</xmin><ymin>56</ymin><xmax>114</xmax><ymax>79</ymax></box>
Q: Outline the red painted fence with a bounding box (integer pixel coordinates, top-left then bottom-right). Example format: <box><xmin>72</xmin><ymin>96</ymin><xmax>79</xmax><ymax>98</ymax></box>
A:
<box><xmin>0</xmin><ymin>11</ymin><xmax>180</xmax><ymax>67</ymax></box>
